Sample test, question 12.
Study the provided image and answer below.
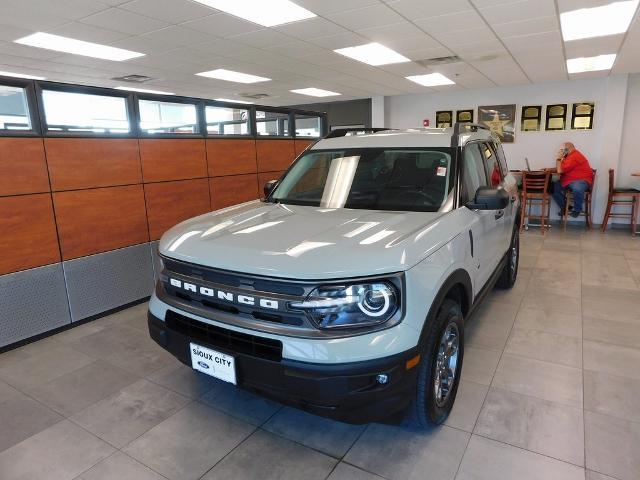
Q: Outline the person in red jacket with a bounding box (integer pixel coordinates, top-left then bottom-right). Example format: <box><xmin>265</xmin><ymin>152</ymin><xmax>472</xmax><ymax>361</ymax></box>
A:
<box><xmin>552</xmin><ymin>142</ymin><xmax>594</xmax><ymax>218</ymax></box>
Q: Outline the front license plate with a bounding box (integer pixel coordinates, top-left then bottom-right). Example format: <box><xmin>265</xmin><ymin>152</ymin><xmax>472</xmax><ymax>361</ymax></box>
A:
<box><xmin>190</xmin><ymin>343</ymin><xmax>236</xmax><ymax>384</ymax></box>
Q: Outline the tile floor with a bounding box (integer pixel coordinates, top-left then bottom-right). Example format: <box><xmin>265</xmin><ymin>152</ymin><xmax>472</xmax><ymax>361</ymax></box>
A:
<box><xmin>1</xmin><ymin>228</ymin><xmax>639</xmax><ymax>480</ymax></box>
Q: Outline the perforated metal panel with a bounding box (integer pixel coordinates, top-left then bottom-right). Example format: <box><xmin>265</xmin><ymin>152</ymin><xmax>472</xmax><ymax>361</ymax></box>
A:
<box><xmin>150</xmin><ymin>240</ymin><xmax>161</xmax><ymax>281</ymax></box>
<box><xmin>0</xmin><ymin>263</ymin><xmax>71</xmax><ymax>348</ymax></box>
<box><xmin>63</xmin><ymin>243</ymin><xmax>154</xmax><ymax>322</ymax></box>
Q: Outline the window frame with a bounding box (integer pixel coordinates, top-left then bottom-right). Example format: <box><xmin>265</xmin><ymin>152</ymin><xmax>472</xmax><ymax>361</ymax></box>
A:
<box><xmin>0</xmin><ymin>76</ymin><xmax>41</xmax><ymax>137</ymax></box>
<box><xmin>293</xmin><ymin>113</ymin><xmax>323</xmax><ymax>138</ymax></box>
<box><xmin>203</xmin><ymin>100</ymin><xmax>253</xmax><ymax>138</ymax></box>
<box><xmin>460</xmin><ymin>142</ymin><xmax>489</xmax><ymax>205</ymax></box>
<box><xmin>254</xmin><ymin>106</ymin><xmax>294</xmax><ymax>138</ymax></box>
<box><xmin>136</xmin><ymin>93</ymin><xmax>204</xmax><ymax>138</ymax></box>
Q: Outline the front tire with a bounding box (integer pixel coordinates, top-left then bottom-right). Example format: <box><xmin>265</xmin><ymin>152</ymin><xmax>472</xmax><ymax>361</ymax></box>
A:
<box><xmin>408</xmin><ymin>299</ymin><xmax>464</xmax><ymax>427</ymax></box>
<box><xmin>496</xmin><ymin>225</ymin><xmax>519</xmax><ymax>289</ymax></box>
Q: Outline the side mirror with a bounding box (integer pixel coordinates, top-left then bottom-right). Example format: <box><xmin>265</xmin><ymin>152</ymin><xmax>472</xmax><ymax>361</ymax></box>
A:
<box><xmin>466</xmin><ymin>187</ymin><xmax>509</xmax><ymax>210</ymax></box>
<box><xmin>263</xmin><ymin>179</ymin><xmax>279</xmax><ymax>197</ymax></box>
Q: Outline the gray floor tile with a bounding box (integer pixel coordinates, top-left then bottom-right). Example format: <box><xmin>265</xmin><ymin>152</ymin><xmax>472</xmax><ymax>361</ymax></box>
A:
<box><xmin>534</xmin><ymin>249</ymin><xmax>581</xmax><ymax>272</ymax></box>
<box><xmin>147</xmin><ymin>363</ymin><xmax>216</xmax><ymax>399</ymax></box>
<box><xmin>53</xmin><ymin>321</ymin><xmax>106</xmax><ymax>344</ymax></box>
<box><xmin>582</xmin><ymin>253</ymin><xmax>638</xmax><ymax>291</ymax></box>
<box><xmin>0</xmin><ymin>345</ymin><xmax>94</xmax><ymax>391</ymax></box>
<box><xmin>521</xmin><ymin>291</ymin><xmax>581</xmax><ymax>316</ymax></box>
<box><xmin>514</xmin><ymin>307</ymin><xmax>582</xmax><ymax>339</ymax></box>
<box><xmin>582</xmin><ymin>285</ymin><xmax>640</xmax><ymax>322</ymax></box>
<box><xmin>0</xmin><ymin>378</ymin><xmax>20</xmax><ymax>403</ymax></box>
<box><xmin>109</xmin><ymin>302</ymin><xmax>150</xmax><ymax>331</ymax></box>
<box><xmin>456</xmin><ymin>435</ymin><xmax>585</xmax><ymax>480</ymax></box>
<box><xmin>345</xmin><ymin>423</ymin><xmax>469</xmax><ymax>480</ymax></box>
<box><xmin>202</xmin><ymin>429</ymin><xmax>336</xmax><ymax>480</ymax></box>
<box><xmin>584</xmin><ymin>369</ymin><xmax>640</xmax><ymax>423</ymax></box>
<box><xmin>583</xmin><ymin>340</ymin><xmax>640</xmax><ymax>381</ymax></box>
<box><xmin>263</xmin><ymin>406</ymin><xmax>366</xmax><ymax>458</ymax></box>
<box><xmin>327</xmin><ymin>463</ymin><xmax>386</xmax><ymax>480</ymax></box>
<box><xmin>460</xmin><ymin>346</ymin><xmax>501</xmax><ymax>385</ymax></box>
<box><xmin>199</xmin><ymin>380</ymin><xmax>282</xmax><ymax>426</ymax></box>
<box><xmin>28</xmin><ymin>360</ymin><xmax>139</xmax><ymax>417</ymax></box>
<box><xmin>76</xmin><ymin>451</ymin><xmax>165</xmax><ymax>480</ymax></box>
<box><xmin>585</xmin><ymin>411</ymin><xmax>640</xmax><ymax>480</ymax></box>
<box><xmin>583</xmin><ymin>315</ymin><xmax>640</xmax><ymax>349</ymax></box>
<box><xmin>474</xmin><ymin>387</ymin><xmax>584</xmax><ymax>466</ymax></box>
<box><xmin>585</xmin><ymin>470</ymin><xmax>618</xmax><ymax>480</ymax></box>
<box><xmin>0</xmin><ymin>420</ymin><xmax>114</xmax><ymax>480</ymax></box>
<box><xmin>466</xmin><ymin>300</ymin><xmax>519</xmax><ymax>351</ymax></box>
<box><xmin>505</xmin><ymin>328</ymin><xmax>582</xmax><ymax>368</ymax></box>
<box><xmin>124</xmin><ymin>402</ymin><xmax>255</xmax><ymax>480</ymax></box>
<box><xmin>71</xmin><ymin>379</ymin><xmax>190</xmax><ymax>447</ymax></box>
<box><xmin>445</xmin><ymin>380</ymin><xmax>488</xmax><ymax>433</ymax></box>
<box><xmin>528</xmin><ymin>267</ymin><xmax>582</xmax><ymax>298</ymax></box>
<box><xmin>492</xmin><ymin>354</ymin><xmax>583</xmax><ymax>408</ymax></box>
<box><xmin>0</xmin><ymin>388</ymin><xmax>62</xmax><ymax>453</ymax></box>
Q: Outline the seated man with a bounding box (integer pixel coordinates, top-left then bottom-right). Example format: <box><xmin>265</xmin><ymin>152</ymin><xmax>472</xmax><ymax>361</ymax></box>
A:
<box><xmin>552</xmin><ymin>142</ymin><xmax>594</xmax><ymax>218</ymax></box>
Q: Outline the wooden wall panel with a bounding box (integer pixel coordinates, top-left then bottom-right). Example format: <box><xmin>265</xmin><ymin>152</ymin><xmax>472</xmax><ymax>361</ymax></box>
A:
<box><xmin>140</xmin><ymin>139</ymin><xmax>207</xmax><ymax>183</ymax></box>
<box><xmin>0</xmin><ymin>194</ymin><xmax>60</xmax><ymax>274</ymax></box>
<box><xmin>45</xmin><ymin>138</ymin><xmax>141</xmax><ymax>191</ymax></box>
<box><xmin>53</xmin><ymin>185</ymin><xmax>149</xmax><ymax>260</ymax></box>
<box><xmin>145</xmin><ymin>179</ymin><xmax>211</xmax><ymax>240</ymax></box>
<box><xmin>206</xmin><ymin>139</ymin><xmax>257</xmax><ymax>177</ymax></box>
<box><xmin>294</xmin><ymin>139</ymin><xmax>315</xmax><ymax>156</ymax></box>
<box><xmin>0</xmin><ymin>138</ymin><xmax>50</xmax><ymax>196</ymax></box>
<box><xmin>256</xmin><ymin>140</ymin><xmax>296</xmax><ymax>173</ymax></box>
<box><xmin>210</xmin><ymin>174</ymin><xmax>259</xmax><ymax>210</ymax></box>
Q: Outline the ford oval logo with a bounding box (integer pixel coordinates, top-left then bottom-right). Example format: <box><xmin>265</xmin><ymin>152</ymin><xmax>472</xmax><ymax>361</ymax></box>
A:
<box><xmin>197</xmin><ymin>361</ymin><xmax>210</xmax><ymax>369</ymax></box>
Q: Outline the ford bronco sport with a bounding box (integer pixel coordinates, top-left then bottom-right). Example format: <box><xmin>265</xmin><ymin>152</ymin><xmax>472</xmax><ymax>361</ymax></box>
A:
<box><xmin>148</xmin><ymin>124</ymin><xmax>520</xmax><ymax>425</ymax></box>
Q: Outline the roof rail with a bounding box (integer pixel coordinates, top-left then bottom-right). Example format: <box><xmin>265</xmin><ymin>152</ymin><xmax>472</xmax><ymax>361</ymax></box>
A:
<box><xmin>451</xmin><ymin>122</ymin><xmax>491</xmax><ymax>147</ymax></box>
<box><xmin>324</xmin><ymin>127</ymin><xmax>393</xmax><ymax>139</ymax></box>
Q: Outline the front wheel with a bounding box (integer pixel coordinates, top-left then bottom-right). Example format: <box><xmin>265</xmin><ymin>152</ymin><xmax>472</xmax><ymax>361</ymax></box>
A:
<box><xmin>408</xmin><ymin>299</ymin><xmax>464</xmax><ymax>427</ymax></box>
<box><xmin>496</xmin><ymin>226</ymin><xmax>519</xmax><ymax>289</ymax></box>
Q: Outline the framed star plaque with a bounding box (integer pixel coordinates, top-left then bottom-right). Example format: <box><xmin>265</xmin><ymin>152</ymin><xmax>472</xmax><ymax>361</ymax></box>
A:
<box><xmin>478</xmin><ymin>104</ymin><xmax>516</xmax><ymax>143</ymax></box>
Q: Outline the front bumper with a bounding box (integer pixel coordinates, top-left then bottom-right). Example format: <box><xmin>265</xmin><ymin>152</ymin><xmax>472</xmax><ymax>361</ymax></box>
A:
<box><xmin>148</xmin><ymin>310</ymin><xmax>420</xmax><ymax>424</ymax></box>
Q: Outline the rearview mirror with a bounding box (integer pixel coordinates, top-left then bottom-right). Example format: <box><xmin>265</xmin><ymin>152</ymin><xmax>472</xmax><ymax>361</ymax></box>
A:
<box><xmin>263</xmin><ymin>179</ymin><xmax>279</xmax><ymax>197</ymax></box>
<box><xmin>466</xmin><ymin>187</ymin><xmax>509</xmax><ymax>210</ymax></box>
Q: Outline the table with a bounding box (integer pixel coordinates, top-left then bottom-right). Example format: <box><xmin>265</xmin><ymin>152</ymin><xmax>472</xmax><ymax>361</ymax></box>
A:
<box><xmin>632</xmin><ymin>172</ymin><xmax>640</xmax><ymax>177</ymax></box>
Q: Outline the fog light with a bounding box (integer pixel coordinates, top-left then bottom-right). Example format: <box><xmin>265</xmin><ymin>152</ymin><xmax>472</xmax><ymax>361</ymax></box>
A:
<box><xmin>376</xmin><ymin>374</ymin><xmax>388</xmax><ymax>385</ymax></box>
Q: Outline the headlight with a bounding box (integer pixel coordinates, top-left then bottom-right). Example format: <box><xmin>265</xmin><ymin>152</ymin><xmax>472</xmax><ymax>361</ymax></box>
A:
<box><xmin>290</xmin><ymin>282</ymin><xmax>398</xmax><ymax>329</ymax></box>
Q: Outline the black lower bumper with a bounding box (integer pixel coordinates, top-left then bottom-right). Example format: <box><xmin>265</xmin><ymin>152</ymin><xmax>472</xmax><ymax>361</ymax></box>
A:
<box><xmin>148</xmin><ymin>310</ymin><xmax>419</xmax><ymax>424</ymax></box>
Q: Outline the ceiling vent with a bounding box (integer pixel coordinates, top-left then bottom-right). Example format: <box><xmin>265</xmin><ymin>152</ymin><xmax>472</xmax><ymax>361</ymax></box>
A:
<box><xmin>416</xmin><ymin>55</ymin><xmax>462</xmax><ymax>67</ymax></box>
<box><xmin>238</xmin><ymin>92</ymin><xmax>270</xmax><ymax>100</ymax></box>
<box><xmin>111</xmin><ymin>74</ymin><xmax>153</xmax><ymax>83</ymax></box>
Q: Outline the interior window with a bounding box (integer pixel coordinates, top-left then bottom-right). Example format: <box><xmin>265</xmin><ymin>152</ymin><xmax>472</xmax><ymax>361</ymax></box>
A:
<box><xmin>139</xmin><ymin>99</ymin><xmax>198</xmax><ymax>134</ymax></box>
<box><xmin>482</xmin><ymin>142</ymin><xmax>502</xmax><ymax>187</ymax></box>
<box><xmin>0</xmin><ymin>85</ymin><xmax>31</xmax><ymax>130</ymax></box>
<box><xmin>461</xmin><ymin>143</ymin><xmax>488</xmax><ymax>204</ymax></box>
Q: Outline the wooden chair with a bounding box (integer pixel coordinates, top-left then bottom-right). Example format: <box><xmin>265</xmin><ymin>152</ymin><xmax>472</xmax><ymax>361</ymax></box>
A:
<box><xmin>563</xmin><ymin>169</ymin><xmax>596</xmax><ymax>231</ymax></box>
<box><xmin>520</xmin><ymin>170</ymin><xmax>551</xmax><ymax>234</ymax></box>
<box><xmin>602</xmin><ymin>168</ymin><xmax>639</xmax><ymax>236</ymax></box>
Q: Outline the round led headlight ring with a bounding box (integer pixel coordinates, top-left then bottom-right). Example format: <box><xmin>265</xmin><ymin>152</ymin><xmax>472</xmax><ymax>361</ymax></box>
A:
<box><xmin>357</xmin><ymin>284</ymin><xmax>392</xmax><ymax>317</ymax></box>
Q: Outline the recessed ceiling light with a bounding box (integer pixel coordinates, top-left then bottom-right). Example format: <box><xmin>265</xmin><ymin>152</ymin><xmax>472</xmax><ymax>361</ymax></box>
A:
<box><xmin>560</xmin><ymin>0</ymin><xmax>639</xmax><ymax>41</ymax></box>
<box><xmin>406</xmin><ymin>73</ymin><xmax>455</xmax><ymax>87</ymax></box>
<box><xmin>566</xmin><ymin>54</ymin><xmax>617</xmax><ymax>73</ymax></box>
<box><xmin>14</xmin><ymin>32</ymin><xmax>144</xmax><ymax>61</ymax></box>
<box><xmin>290</xmin><ymin>88</ymin><xmax>341</xmax><ymax>97</ymax></box>
<box><xmin>196</xmin><ymin>68</ymin><xmax>270</xmax><ymax>84</ymax></box>
<box><xmin>192</xmin><ymin>0</ymin><xmax>316</xmax><ymax>27</ymax></box>
<box><xmin>0</xmin><ymin>70</ymin><xmax>45</xmax><ymax>80</ymax></box>
<box><xmin>115</xmin><ymin>86</ymin><xmax>174</xmax><ymax>95</ymax></box>
<box><xmin>334</xmin><ymin>42</ymin><xmax>410</xmax><ymax>66</ymax></box>
<box><xmin>215</xmin><ymin>98</ymin><xmax>253</xmax><ymax>104</ymax></box>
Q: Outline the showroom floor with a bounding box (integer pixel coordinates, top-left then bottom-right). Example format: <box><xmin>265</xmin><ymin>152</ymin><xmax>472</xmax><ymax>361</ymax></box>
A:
<box><xmin>0</xmin><ymin>228</ymin><xmax>638</xmax><ymax>480</ymax></box>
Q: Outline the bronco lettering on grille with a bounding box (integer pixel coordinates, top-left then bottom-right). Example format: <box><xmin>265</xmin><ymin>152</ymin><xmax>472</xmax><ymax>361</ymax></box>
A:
<box><xmin>169</xmin><ymin>278</ymin><xmax>280</xmax><ymax>310</ymax></box>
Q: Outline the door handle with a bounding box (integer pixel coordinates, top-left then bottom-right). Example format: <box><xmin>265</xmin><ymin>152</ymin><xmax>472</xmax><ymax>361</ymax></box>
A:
<box><xmin>510</xmin><ymin>195</ymin><xmax>517</xmax><ymax>203</ymax></box>
<box><xmin>495</xmin><ymin>210</ymin><xmax>504</xmax><ymax>220</ymax></box>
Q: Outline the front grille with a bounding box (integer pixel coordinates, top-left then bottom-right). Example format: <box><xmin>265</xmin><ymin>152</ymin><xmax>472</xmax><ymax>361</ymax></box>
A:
<box><xmin>165</xmin><ymin>310</ymin><xmax>283</xmax><ymax>362</ymax></box>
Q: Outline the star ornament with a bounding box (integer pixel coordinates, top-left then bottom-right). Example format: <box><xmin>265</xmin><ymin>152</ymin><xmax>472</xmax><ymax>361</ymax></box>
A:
<box><xmin>486</xmin><ymin>111</ymin><xmax>510</xmax><ymax>137</ymax></box>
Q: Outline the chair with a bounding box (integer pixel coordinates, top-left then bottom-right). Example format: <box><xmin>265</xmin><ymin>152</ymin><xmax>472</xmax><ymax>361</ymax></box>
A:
<box><xmin>563</xmin><ymin>169</ymin><xmax>596</xmax><ymax>231</ymax></box>
<box><xmin>602</xmin><ymin>168</ymin><xmax>639</xmax><ymax>236</ymax></box>
<box><xmin>520</xmin><ymin>170</ymin><xmax>551</xmax><ymax>234</ymax></box>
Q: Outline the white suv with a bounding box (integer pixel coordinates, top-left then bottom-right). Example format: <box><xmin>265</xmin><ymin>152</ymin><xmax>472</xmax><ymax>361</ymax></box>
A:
<box><xmin>148</xmin><ymin>124</ymin><xmax>520</xmax><ymax>425</ymax></box>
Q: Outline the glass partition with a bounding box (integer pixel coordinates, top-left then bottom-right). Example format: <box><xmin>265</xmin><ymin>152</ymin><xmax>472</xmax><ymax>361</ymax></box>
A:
<box><xmin>295</xmin><ymin>114</ymin><xmax>321</xmax><ymax>137</ymax></box>
<box><xmin>0</xmin><ymin>85</ymin><xmax>31</xmax><ymax>130</ymax></box>
<box><xmin>206</xmin><ymin>105</ymin><xmax>249</xmax><ymax>135</ymax></box>
<box><xmin>139</xmin><ymin>99</ymin><xmax>198</xmax><ymax>134</ymax></box>
<box><xmin>42</xmin><ymin>89</ymin><xmax>129</xmax><ymax>133</ymax></box>
<box><xmin>256</xmin><ymin>110</ymin><xmax>290</xmax><ymax>136</ymax></box>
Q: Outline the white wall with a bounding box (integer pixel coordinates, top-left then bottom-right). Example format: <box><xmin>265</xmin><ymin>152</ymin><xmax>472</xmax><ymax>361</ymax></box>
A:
<box><xmin>382</xmin><ymin>75</ymin><xmax>633</xmax><ymax>223</ymax></box>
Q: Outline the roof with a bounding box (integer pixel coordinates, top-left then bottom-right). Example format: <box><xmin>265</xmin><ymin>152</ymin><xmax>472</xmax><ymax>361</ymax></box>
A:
<box><xmin>311</xmin><ymin>128</ymin><xmax>494</xmax><ymax>150</ymax></box>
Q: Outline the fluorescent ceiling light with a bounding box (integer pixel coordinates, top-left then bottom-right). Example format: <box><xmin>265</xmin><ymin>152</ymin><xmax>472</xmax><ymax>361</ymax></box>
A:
<box><xmin>0</xmin><ymin>70</ymin><xmax>45</xmax><ymax>80</ymax></box>
<box><xmin>192</xmin><ymin>0</ymin><xmax>316</xmax><ymax>27</ymax></box>
<box><xmin>567</xmin><ymin>54</ymin><xmax>617</xmax><ymax>73</ymax></box>
<box><xmin>560</xmin><ymin>0</ymin><xmax>639</xmax><ymax>41</ymax></box>
<box><xmin>290</xmin><ymin>88</ymin><xmax>341</xmax><ymax>97</ymax></box>
<box><xmin>115</xmin><ymin>86</ymin><xmax>174</xmax><ymax>95</ymax></box>
<box><xmin>196</xmin><ymin>68</ymin><xmax>270</xmax><ymax>84</ymax></box>
<box><xmin>334</xmin><ymin>42</ymin><xmax>410</xmax><ymax>66</ymax></box>
<box><xmin>406</xmin><ymin>73</ymin><xmax>455</xmax><ymax>87</ymax></box>
<box><xmin>14</xmin><ymin>32</ymin><xmax>144</xmax><ymax>61</ymax></box>
<box><xmin>215</xmin><ymin>98</ymin><xmax>253</xmax><ymax>104</ymax></box>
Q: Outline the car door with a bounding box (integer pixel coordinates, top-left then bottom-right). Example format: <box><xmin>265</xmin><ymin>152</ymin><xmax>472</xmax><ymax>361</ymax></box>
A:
<box><xmin>481</xmin><ymin>142</ymin><xmax>512</xmax><ymax>253</ymax></box>
<box><xmin>460</xmin><ymin>142</ymin><xmax>504</xmax><ymax>294</ymax></box>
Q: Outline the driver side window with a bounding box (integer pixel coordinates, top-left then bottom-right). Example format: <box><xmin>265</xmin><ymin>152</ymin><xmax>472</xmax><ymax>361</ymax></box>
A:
<box><xmin>461</xmin><ymin>143</ymin><xmax>488</xmax><ymax>204</ymax></box>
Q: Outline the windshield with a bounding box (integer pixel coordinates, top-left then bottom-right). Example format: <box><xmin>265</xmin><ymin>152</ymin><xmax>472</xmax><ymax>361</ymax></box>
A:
<box><xmin>269</xmin><ymin>148</ymin><xmax>454</xmax><ymax>212</ymax></box>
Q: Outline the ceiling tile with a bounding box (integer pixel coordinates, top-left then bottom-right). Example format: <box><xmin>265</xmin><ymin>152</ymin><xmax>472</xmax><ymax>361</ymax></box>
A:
<box><xmin>492</xmin><ymin>15</ymin><xmax>558</xmax><ymax>38</ymax></box>
<box><xmin>274</xmin><ymin>17</ymin><xmax>346</xmax><ymax>39</ymax></box>
<box><xmin>479</xmin><ymin>0</ymin><xmax>557</xmax><ymax>25</ymax></box>
<box><xmin>556</xmin><ymin>0</ymin><xmax>614</xmax><ymax>13</ymax></box>
<box><xmin>307</xmin><ymin>32</ymin><xmax>370</xmax><ymax>50</ymax></box>
<box><xmin>291</xmin><ymin>0</ymin><xmax>379</xmax><ymax>16</ymax></box>
<box><xmin>564</xmin><ymin>35</ymin><xmax>624</xmax><ymax>58</ymax></box>
<box><xmin>413</xmin><ymin>10</ymin><xmax>486</xmax><ymax>34</ymax></box>
<box><xmin>385</xmin><ymin>0</ymin><xmax>474</xmax><ymax>19</ymax></box>
<box><xmin>502</xmin><ymin>30</ymin><xmax>563</xmax><ymax>53</ymax></box>
<box><xmin>0</xmin><ymin>23</ymin><xmax>33</xmax><ymax>42</ymax></box>
<box><xmin>80</xmin><ymin>7</ymin><xmax>169</xmax><ymax>35</ymax></box>
<box><xmin>181</xmin><ymin>13</ymin><xmax>263</xmax><ymax>38</ymax></box>
<box><xmin>326</xmin><ymin>4</ymin><xmax>405</xmax><ymax>31</ymax></box>
<box><xmin>119</xmin><ymin>0</ymin><xmax>215</xmax><ymax>23</ymax></box>
<box><xmin>228</xmin><ymin>29</ymin><xmax>296</xmax><ymax>49</ymax></box>
<box><xmin>48</xmin><ymin>22</ymin><xmax>132</xmax><ymax>43</ymax></box>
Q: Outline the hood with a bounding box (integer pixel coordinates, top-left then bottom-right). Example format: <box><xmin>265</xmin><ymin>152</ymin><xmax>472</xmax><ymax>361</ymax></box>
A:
<box><xmin>159</xmin><ymin>201</ymin><xmax>453</xmax><ymax>279</ymax></box>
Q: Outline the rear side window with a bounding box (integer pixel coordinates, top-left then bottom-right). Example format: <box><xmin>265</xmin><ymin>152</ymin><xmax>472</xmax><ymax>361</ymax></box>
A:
<box><xmin>492</xmin><ymin>141</ymin><xmax>509</xmax><ymax>176</ymax></box>
<box><xmin>461</xmin><ymin>143</ymin><xmax>488</xmax><ymax>204</ymax></box>
<box><xmin>482</xmin><ymin>142</ymin><xmax>502</xmax><ymax>187</ymax></box>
